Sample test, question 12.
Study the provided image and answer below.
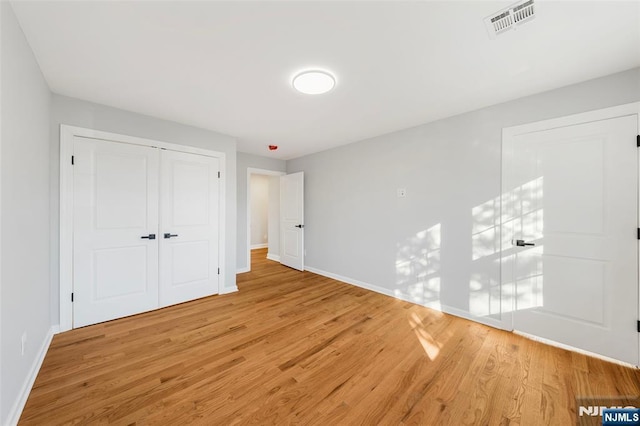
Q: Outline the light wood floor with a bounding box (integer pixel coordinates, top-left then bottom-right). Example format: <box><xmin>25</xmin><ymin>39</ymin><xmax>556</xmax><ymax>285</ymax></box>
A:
<box><xmin>20</xmin><ymin>248</ymin><xmax>640</xmax><ymax>425</ymax></box>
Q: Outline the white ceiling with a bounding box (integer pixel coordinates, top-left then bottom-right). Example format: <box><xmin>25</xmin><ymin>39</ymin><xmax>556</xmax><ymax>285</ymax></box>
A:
<box><xmin>10</xmin><ymin>1</ymin><xmax>640</xmax><ymax>160</ymax></box>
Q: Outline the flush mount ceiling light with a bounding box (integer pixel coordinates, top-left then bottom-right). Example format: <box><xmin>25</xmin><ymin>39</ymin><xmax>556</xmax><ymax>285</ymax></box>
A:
<box><xmin>292</xmin><ymin>70</ymin><xmax>336</xmax><ymax>95</ymax></box>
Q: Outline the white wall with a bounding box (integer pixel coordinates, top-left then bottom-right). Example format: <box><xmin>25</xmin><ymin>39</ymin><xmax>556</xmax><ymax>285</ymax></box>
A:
<box><xmin>236</xmin><ymin>152</ymin><xmax>286</xmax><ymax>271</ymax></box>
<box><xmin>50</xmin><ymin>94</ymin><xmax>238</xmax><ymax>321</ymax></box>
<box><xmin>1</xmin><ymin>3</ymin><xmax>52</xmax><ymax>423</ymax></box>
<box><xmin>250</xmin><ymin>174</ymin><xmax>269</xmax><ymax>247</ymax></box>
<box><xmin>287</xmin><ymin>67</ymin><xmax>640</xmax><ymax>328</ymax></box>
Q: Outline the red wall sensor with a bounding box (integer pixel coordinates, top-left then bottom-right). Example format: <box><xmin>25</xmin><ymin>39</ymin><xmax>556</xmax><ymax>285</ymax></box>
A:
<box><xmin>268</xmin><ymin>145</ymin><xmax>278</xmax><ymax>151</ymax></box>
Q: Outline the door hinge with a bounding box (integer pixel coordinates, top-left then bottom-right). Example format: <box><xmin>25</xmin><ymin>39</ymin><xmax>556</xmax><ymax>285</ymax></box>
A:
<box><xmin>218</xmin><ymin>267</ymin><xmax>220</xmax><ymax>275</ymax></box>
<box><xmin>71</xmin><ymin>155</ymin><xmax>75</xmax><ymax>165</ymax></box>
<box><xmin>637</xmin><ymin>320</ymin><xmax>640</xmax><ymax>333</ymax></box>
<box><xmin>637</xmin><ymin>135</ymin><xmax>639</xmax><ymax>147</ymax></box>
<box><xmin>637</xmin><ymin>228</ymin><xmax>640</xmax><ymax>240</ymax></box>
<box><xmin>218</xmin><ymin>171</ymin><xmax>221</xmax><ymax>179</ymax></box>
<box><xmin>71</xmin><ymin>292</ymin><xmax>74</xmax><ymax>302</ymax></box>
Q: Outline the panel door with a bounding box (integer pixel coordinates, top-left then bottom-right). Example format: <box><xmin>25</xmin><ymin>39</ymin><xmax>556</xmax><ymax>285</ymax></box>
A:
<box><xmin>280</xmin><ymin>172</ymin><xmax>304</xmax><ymax>271</ymax></box>
<box><xmin>159</xmin><ymin>150</ymin><xmax>220</xmax><ymax>307</ymax></box>
<box><xmin>502</xmin><ymin>115</ymin><xmax>638</xmax><ymax>365</ymax></box>
<box><xmin>73</xmin><ymin>137</ymin><xmax>159</xmax><ymax>327</ymax></box>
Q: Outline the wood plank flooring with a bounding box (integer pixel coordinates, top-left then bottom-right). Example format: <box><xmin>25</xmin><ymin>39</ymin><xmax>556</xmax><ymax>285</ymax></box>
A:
<box><xmin>20</xmin><ymin>248</ymin><xmax>640</xmax><ymax>425</ymax></box>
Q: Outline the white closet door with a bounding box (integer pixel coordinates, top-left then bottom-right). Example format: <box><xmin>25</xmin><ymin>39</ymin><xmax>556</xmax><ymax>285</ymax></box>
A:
<box><xmin>73</xmin><ymin>137</ymin><xmax>159</xmax><ymax>328</ymax></box>
<box><xmin>159</xmin><ymin>150</ymin><xmax>220</xmax><ymax>307</ymax></box>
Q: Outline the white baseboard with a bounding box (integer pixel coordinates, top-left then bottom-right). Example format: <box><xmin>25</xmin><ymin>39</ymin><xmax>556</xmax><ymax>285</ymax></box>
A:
<box><xmin>514</xmin><ymin>330</ymin><xmax>639</xmax><ymax>369</ymax></box>
<box><xmin>236</xmin><ymin>267</ymin><xmax>250</xmax><ymax>274</ymax></box>
<box><xmin>7</xmin><ymin>325</ymin><xmax>59</xmax><ymax>426</ymax></box>
<box><xmin>305</xmin><ymin>266</ymin><xmax>395</xmax><ymax>296</ymax></box>
<box><xmin>304</xmin><ymin>266</ymin><xmax>509</xmax><ymax>331</ymax></box>
<box><xmin>266</xmin><ymin>253</ymin><xmax>280</xmax><ymax>262</ymax></box>
<box><xmin>436</xmin><ymin>304</ymin><xmax>507</xmax><ymax>330</ymax></box>
<box><xmin>250</xmin><ymin>243</ymin><xmax>268</xmax><ymax>249</ymax></box>
<box><xmin>220</xmin><ymin>286</ymin><xmax>239</xmax><ymax>295</ymax></box>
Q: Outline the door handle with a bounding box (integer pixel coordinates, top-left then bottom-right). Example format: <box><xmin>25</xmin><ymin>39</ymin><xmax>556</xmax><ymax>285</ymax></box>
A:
<box><xmin>515</xmin><ymin>239</ymin><xmax>535</xmax><ymax>247</ymax></box>
<box><xmin>164</xmin><ymin>233</ymin><xmax>179</xmax><ymax>239</ymax></box>
<box><xmin>141</xmin><ymin>234</ymin><xmax>156</xmax><ymax>240</ymax></box>
<box><xmin>295</xmin><ymin>224</ymin><xmax>304</xmax><ymax>228</ymax></box>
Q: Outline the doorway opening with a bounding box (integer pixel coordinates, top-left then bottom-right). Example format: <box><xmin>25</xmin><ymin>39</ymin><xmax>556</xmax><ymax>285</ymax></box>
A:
<box><xmin>246</xmin><ymin>168</ymin><xmax>285</xmax><ymax>272</ymax></box>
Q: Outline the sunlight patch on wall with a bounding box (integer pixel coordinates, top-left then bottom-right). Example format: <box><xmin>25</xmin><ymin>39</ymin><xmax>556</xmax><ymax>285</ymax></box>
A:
<box><xmin>472</xmin><ymin>198</ymin><xmax>500</xmax><ymax>261</ymax></box>
<box><xmin>395</xmin><ymin>224</ymin><xmax>442</xmax><ymax>311</ymax></box>
<box><xmin>500</xmin><ymin>176</ymin><xmax>545</xmax><ymax>313</ymax></box>
<box><xmin>471</xmin><ymin>175</ymin><xmax>545</xmax><ymax>317</ymax></box>
<box><xmin>470</xmin><ymin>195</ymin><xmax>502</xmax><ymax>318</ymax></box>
<box><xmin>469</xmin><ymin>270</ymin><xmax>501</xmax><ymax>317</ymax></box>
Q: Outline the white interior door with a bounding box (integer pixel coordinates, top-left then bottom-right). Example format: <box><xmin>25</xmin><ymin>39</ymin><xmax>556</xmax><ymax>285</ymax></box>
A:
<box><xmin>280</xmin><ymin>172</ymin><xmax>304</xmax><ymax>271</ymax></box>
<box><xmin>159</xmin><ymin>150</ymin><xmax>220</xmax><ymax>307</ymax></box>
<box><xmin>73</xmin><ymin>137</ymin><xmax>159</xmax><ymax>327</ymax></box>
<box><xmin>502</xmin><ymin>115</ymin><xmax>638</xmax><ymax>365</ymax></box>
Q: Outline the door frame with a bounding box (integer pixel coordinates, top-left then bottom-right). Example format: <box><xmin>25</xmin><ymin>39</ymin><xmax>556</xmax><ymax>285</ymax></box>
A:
<box><xmin>244</xmin><ymin>168</ymin><xmax>285</xmax><ymax>272</ymax></box>
<box><xmin>59</xmin><ymin>125</ymin><xmax>227</xmax><ymax>332</ymax></box>
<box><xmin>500</xmin><ymin>102</ymin><xmax>640</xmax><ymax>362</ymax></box>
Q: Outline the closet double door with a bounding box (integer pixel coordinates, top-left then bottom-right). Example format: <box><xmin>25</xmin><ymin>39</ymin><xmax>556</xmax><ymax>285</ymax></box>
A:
<box><xmin>73</xmin><ymin>137</ymin><xmax>220</xmax><ymax>328</ymax></box>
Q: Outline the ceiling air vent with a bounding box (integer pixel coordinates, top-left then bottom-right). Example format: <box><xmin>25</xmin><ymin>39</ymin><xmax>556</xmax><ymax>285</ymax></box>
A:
<box><xmin>484</xmin><ymin>0</ymin><xmax>535</xmax><ymax>38</ymax></box>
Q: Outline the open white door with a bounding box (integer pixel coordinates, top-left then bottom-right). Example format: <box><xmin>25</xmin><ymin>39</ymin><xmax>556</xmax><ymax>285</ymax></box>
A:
<box><xmin>280</xmin><ymin>172</ymin><xmax>304</xmax><ymax>271</ymax></box>
<box><xmin>502</xmin><ymin>115</ymin><xmax>638</xmax><ymax>365</ymax></box>
<box><xmin>73</xmin><ymin>138</ymin><xmax>160</xmax><ymax>327</ymax></box>
<box><xmin>159</xmin><ymin>150</ymin><xmax>220</xmax><ymax>307</ymax></box>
